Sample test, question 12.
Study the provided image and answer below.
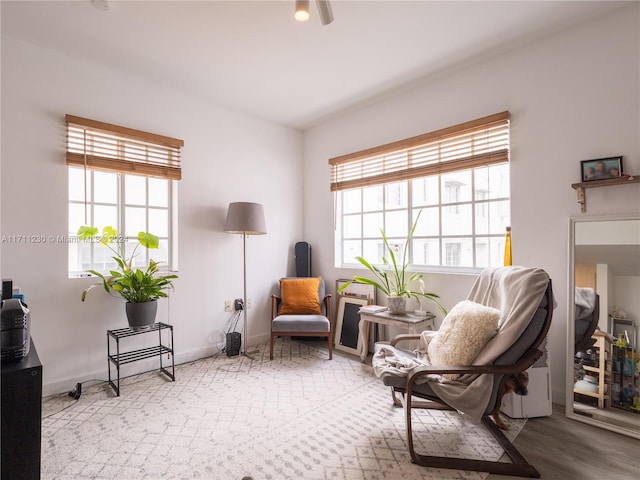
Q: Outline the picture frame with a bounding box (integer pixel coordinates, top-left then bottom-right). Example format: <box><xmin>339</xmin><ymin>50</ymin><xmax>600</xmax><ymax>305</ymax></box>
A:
<box><xmin>580</xmin><ymin>156</ymin><xmax>623</xmax><ymax>182</ymax></box>
<box><xmin>335</xmin><ymin>295</ymin><xmax>369</xmax><ymax>356</ymax></box>
<box><xmin>335</xmin><ymin>279</ymin><xmax>376</xmax><ymax>303</ymax></box>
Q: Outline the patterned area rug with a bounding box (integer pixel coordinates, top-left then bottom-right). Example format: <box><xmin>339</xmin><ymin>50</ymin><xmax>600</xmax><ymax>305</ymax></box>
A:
<box><xmin>41</xmin><ymin>339</ymin><xmax>525</xmax><ymax>479</ymax></box>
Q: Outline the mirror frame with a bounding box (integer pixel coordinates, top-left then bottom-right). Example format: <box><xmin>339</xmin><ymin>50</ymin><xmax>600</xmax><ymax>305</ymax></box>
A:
<box><xmin>566</xmin><ymin>213</ymin><xmax>640</xmax><ymax>439</ymax></box>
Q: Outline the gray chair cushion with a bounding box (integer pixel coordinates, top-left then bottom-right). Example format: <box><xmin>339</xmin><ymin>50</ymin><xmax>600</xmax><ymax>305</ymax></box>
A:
<box><xmin>272</xmin><ymin>315</ymin><xmax>330</xmax><ymax>332</ymax></box>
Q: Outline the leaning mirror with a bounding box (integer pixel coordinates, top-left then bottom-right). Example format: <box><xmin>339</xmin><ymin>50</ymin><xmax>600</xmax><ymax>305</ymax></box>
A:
<box><xmin>567</xmin><ymin>215</ymin><xmax>640</xmax><ymax>439</ymax></box>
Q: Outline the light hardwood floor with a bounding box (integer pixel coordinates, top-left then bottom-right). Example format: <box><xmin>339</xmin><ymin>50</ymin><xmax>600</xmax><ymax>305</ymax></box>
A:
<box><xmin>487</xmin><ymin>403</ymin><xmax>639</xmax><ymax>479</ymax></box>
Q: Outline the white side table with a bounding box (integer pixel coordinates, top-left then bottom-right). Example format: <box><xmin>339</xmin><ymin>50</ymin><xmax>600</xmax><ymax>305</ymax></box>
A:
<box><xmin>357</xmin><ymin>310</ymin><xmax>435</xmax><ymax>362</ymax></box>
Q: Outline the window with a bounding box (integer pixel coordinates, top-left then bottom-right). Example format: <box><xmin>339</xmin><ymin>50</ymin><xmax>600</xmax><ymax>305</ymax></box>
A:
<box><xmin>330</xmin><ymin>112</ymin><xmax>510</xmax><ymax>271</ymax></box>
<box><xmin>66</xmin><ymin>115</ymin><xmax>183</xmax><ymax>276</ymax></box>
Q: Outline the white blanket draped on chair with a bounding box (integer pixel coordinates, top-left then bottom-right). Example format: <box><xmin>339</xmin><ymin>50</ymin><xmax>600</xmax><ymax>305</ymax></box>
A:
<box><xmin>373</xmin><ymin>266</ymin><xmax>551</xmax><ymax>421</ymax></box>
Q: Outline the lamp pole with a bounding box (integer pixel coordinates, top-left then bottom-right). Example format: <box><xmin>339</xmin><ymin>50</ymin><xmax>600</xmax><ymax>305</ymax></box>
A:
<box><xmin>241</xmin><ymin>232</ymin><xmax>249</xmax><ymax>358</ymax></box>
<box><xmin>224</xmin><ymin>202</ymin><xmax>266</xmax><ymax>359</ymax></box>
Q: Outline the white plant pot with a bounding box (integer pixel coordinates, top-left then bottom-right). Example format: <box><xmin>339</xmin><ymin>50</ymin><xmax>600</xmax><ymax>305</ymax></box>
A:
<box><xmin>387</xmin><ymin>296</ymin><xmax>406</xmax><ymax>314</ymax></box>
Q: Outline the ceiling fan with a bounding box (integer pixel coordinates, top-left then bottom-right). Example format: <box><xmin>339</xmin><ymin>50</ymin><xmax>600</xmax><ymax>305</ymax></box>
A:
<box><xmin>295</xmin><ymin>0</ymin><xmax>334</xmax><ymax>25</ymax></box>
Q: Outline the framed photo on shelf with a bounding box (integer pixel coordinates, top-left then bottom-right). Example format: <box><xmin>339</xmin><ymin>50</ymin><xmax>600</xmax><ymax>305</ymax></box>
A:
<box><xmin>335</xmin><ymin>296</ymin><xmax>369</xmax><ymax>356</ymax></box>
<box><xmin>580</xmin><ymin>156</ymin><xmax>623</xmax><ymax>182</ymax></box>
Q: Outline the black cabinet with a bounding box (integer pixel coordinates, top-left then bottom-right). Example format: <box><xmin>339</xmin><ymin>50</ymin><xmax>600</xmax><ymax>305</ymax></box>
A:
<box><xmin>1</xmin><ymin>338</ymin><xmax>42</xmax><ymax>480</ymax></box>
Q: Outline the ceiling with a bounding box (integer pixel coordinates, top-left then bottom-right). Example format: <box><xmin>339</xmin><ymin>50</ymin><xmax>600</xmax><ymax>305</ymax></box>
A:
<box><xmin>0</xmin><ymin>1</ymin><xmax>628</xmax><ymax>129</ymax></box>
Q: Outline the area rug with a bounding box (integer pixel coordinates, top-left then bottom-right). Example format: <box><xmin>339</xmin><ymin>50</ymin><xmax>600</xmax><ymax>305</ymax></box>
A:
<box><xmin>41</xmin><ymin>339</ymin><xmax>525</xmax><ymax>479</ymax></box>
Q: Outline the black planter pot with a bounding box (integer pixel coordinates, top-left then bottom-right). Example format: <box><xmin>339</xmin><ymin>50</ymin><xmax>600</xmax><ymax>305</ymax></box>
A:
<box><xmin>125</xmin><ymin>300</ymin><xmax>158</xmax><ymax>330</ymax></box>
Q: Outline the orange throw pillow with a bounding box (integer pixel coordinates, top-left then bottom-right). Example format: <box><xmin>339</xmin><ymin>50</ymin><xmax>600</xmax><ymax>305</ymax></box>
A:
<box><xmin>279</xmin><ymin>277</ymin><xmax>322</xmax><ymax>315</ymax></box>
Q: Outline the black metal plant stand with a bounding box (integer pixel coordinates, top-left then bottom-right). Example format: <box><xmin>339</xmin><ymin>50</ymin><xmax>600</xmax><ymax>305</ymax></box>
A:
<box><xmin>107</xmin><ymin>322</ymin><xmax>175</xmax><ymax>396</ymax></box>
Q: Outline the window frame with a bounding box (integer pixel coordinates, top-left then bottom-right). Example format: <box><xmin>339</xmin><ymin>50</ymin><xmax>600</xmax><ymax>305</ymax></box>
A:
<box><xmin>66</xmin><ymin>115</ymin><xmax>182</xmax><ymax>278</ymax></box>
<box><xmin>331</xmin><ymin>112</ymin><xmax>510</xmax><ymax>273</ymax></box>
<box><xmin>68</xmin><ymin>166</ymin><xmax>178</xmax><ymax>278</ymax></box>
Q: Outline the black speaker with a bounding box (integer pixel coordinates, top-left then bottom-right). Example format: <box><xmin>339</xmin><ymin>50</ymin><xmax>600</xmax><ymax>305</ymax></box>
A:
<box><xmin>1</xmin><ymin>299</ymin><xmax>31</xmax><ymax>362</ymax></box>
<box><xmin>2</xmin><ymin>279</ymin><xmax>13</xmax><ymax>301</ymax></box>
<box><xmin>226</xmin><ymin>332</ymin><xmax>241</xmax><ymax>357</ymax></box>
<box><xmin>295</xmin><ymin>241</ymin><xmax>311</xmax><ymax>277</ymax></box>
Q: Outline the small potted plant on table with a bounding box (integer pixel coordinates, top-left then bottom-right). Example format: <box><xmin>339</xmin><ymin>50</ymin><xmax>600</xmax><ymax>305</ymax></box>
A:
<box><xmin>338</xmin><ymin>211</ymin><xmax>446</xmax><ymax>315</ymax></box>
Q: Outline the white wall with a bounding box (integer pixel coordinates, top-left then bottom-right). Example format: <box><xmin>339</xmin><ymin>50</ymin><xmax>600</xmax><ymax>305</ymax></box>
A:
<box><xmin>1</xmin><ymin>36</ymin><xmax>304</xmax><ymax>395</ymax></box>
<box><xmin>303</xmin><ymin>4</ymin><xmax>640</xmax><ymax>404</ymax></box>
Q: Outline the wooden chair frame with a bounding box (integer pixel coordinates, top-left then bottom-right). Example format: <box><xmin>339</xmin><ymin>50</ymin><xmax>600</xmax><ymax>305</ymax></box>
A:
<box><xmin>388</xmin><ymin>281</ymin><xmax>553</xmax><ymax>478</ymax></box>
<box><xmin>270</xmin><ymin>293</ymin><xmax>332</xmax><ymax>360</ymax></box>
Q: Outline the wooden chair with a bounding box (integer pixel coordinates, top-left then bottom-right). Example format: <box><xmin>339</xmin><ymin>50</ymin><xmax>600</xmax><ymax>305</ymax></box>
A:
<box><xmin>270</xmin><ymin>276</ymin><xmax>332</xmax><ymax>360</ymax></box>
<box><xmin>374</xmin><ymin>267</ymin><xmax>553</xmax><ymax>478</ymax></box>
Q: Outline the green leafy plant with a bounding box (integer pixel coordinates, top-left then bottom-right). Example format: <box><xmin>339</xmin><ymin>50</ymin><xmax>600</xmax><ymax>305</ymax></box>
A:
<box><xmin>78</xmin><ymin>226</ymin><xmax>177</xmax><ymax>304</ymax></box>
<box><xmin>337</xmin><ymin>211</ymin><xmax>446</xmax><ymax>314</ymax></box>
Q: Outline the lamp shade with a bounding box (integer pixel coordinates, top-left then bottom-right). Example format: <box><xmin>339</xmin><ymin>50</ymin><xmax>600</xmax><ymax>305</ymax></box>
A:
<box><xmin>224</xmin><ymin>202</ymin><xmax>266</xmax><ymax>235</ymax></box>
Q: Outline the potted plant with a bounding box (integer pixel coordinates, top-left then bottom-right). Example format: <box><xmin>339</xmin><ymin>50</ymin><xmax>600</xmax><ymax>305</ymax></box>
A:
<box><xmin>338</xmin><ymin>211</ymin><xmax>446</xmax><ymax>315</ymax></box>
<box><xmin>79</xmin><ymin>226</ymin><xmax>178</xmax><ymax>330</ymax></box>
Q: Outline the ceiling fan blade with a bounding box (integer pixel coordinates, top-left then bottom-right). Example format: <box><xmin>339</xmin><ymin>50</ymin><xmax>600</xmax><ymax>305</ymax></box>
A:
<box><xmin>317</xmin><ymin>0</ymin><xmax>334</xmax><ymax>25</ymax></box>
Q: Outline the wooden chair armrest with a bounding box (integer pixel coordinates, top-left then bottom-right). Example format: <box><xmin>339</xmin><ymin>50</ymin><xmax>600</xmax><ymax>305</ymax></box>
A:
<box><xmin>390</xmin><ymin>334</ymin><xmax>421</xmax><ymax>347</ymax></box>
<box><xmin>407</xmin><ymin>348</ymin><xmax>543</xmax><ymax>388</ymax></box>
<box><xmin>271</xmin><ymin>294</ymin><xmax>281</xmax><ymax>320</ymax></box>
<box><xmin>323</xmin><ymin>294</ymin><xmax>332</xmax><ymax>325</ymax></box>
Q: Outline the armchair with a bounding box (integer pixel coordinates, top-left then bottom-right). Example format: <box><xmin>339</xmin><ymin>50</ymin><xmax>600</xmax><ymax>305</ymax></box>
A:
<box><xmin>270</xmin><ymin>276</ymin><xmax>332</xmax><ymax>360</ymax></box>
<box><xmin>372</xmin><ymin>266</ymin><xmax>553</xmax><ymax>478</ymax></box>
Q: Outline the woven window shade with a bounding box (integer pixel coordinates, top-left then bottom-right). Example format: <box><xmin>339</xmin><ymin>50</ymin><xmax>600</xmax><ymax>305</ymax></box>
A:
<box><xmin>66</xmin><ymin>115</ymin><xmax>184</xmax><ymax>180</ymax></box>
<box><xmin>329</xmin><ymin>111</ymin><xmax>509</xmax><ymax>192</ymax></box>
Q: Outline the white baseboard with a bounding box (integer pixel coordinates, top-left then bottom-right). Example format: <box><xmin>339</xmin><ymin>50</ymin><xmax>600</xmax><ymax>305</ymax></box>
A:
<box><xmin>42</xmin><ymin>345</ymin><xmax>222</xmax><ymax>397</ymax></box>
<box><xmin>42</xmin><ymin>334</ymin><xmax>303</xmax><ymax>397</ymax></box>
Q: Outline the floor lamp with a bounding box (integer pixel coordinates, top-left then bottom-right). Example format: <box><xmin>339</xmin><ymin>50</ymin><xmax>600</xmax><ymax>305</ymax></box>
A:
<box><xmin>224</xmin><ymin>202</ymin><xmax>266</xmax><ymax>359</ymax></box>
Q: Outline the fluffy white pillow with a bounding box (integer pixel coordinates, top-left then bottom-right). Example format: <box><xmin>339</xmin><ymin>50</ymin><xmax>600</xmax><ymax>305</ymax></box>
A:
<box><xmin>427</xmin><ymin>300</ymin><xmax>501</xmax><ymax>379</ymax></box>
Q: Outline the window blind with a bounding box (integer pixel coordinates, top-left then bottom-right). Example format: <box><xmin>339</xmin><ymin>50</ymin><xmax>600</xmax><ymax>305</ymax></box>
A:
<box><xmin>65</xmin><ymin>115</ymin><xmax>184</xmax><ymax>180</ymax></box>
<box><xmin>329</xmin><ymin>111</ymin><xmax>509</xmax><ymax>192</ymax></box>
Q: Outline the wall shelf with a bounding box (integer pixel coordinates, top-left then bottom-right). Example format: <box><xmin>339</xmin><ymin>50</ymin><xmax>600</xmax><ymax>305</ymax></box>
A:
<box><xmin>571</xmin><ymin>176</ymin><xmax>640</xmax><ymax>213</ymax></box>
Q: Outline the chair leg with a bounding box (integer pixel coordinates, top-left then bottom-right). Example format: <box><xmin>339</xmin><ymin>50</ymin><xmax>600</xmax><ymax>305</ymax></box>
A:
<box><xmin>391</xmin><ymin>388</ymin><xmax>403</xmax><ymax>407</ymax></box>
<box><xmin>404</xmin><ymin>394</ymin><xmax>540</xmax><ymax>478</ymax></box>
<box><xmin>327</xmin><ymin>335</ymin><xmax>332</xmax><ymax>360</ymax></box>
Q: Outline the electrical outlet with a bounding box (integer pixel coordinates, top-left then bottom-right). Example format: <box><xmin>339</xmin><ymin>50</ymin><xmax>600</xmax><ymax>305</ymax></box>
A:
<box><xmin>224</xmin><ymin>300</ymin><xmax>232</xmax><ymax>312</ymax></box>
<box><xmin>246</xmin><ymin>298</ymin><xmax>252</xmax><ymax>309</ymax></box>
